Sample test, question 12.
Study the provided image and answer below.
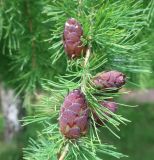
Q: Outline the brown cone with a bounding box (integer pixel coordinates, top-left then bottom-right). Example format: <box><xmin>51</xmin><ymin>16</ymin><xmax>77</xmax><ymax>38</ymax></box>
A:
<box><xmin>59</xmin><ymin>89</ymin><xmax>89</xmax><ymax>139</ymax></box>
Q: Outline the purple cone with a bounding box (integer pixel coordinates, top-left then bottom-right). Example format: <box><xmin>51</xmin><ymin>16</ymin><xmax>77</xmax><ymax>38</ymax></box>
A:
<box><xmin>63</xmin><ymin>18</ymin><xmax>87</xmax><ymax>58</ymax></box>
<box><xmin>93</xmin><ymin>70</ymin><xmax>126</xmax><ymax>90</ymax></box>
<box><xmin>93</xmin><ymin>100</ymin><xmax>118</xmax><ymax>126</ymax></box>
<box><xmin>59</xmin><ymin>89</ymin><xmax>89</xmax><ymax>139</ymax></box>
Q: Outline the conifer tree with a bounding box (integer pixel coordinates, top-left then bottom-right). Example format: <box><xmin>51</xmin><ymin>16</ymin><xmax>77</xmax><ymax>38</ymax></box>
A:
<box><xmin>0</xmin><ymin>0</ymin><xmax>154</xmax><ymax>159</ymax></box>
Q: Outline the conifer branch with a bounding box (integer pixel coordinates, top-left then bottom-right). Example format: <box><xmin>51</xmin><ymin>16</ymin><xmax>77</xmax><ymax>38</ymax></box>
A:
<box><xmin>25</xmin><ymin>0</ymin><xmax>36</xmax><ymax>70</ymax></box>
<box><xmin>20</xmin><ymin>1</ymin><xmax>154</xmax><ymax>160</ymax></box>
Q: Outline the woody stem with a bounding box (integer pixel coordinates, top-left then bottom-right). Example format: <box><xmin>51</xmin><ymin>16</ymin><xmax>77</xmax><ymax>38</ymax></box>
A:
<box><xmin>58</xmin><ymin>143</ymin><xmax>69</xmax><ymax>160</ymax></box>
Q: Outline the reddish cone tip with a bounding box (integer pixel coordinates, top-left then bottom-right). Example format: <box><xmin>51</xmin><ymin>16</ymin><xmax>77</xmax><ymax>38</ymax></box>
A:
<box><xmin>63</xmin><ymin>18</ymin><xmax>87</xmax><ymax>59</ymax></box>
<box><xmin>59</xmin><ymin>89</ymin><xmax>89</xmax><ymax>139</ymax></box>
<box><xmin>93</xmin><ymin>70</ymin><xmax>126</xmax><ymax>90</ymax></box>
<box><xmin>93</xmin><ymin>100</ymin><xmax>118</xmax><ymax>126</ymax></box>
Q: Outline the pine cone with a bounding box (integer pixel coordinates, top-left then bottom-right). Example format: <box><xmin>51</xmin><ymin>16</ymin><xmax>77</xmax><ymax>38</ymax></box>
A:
<box><xmin>59</xmin><ymin>89</ymin><xmax>89</xmax><ymax>139</ymax></box>
<box><xmin>93</xmin><ymin>100</ymin><xmax>118</xmax><ymax>126</ymax></box>
<box><xmin>93</xmin><ymin>71</ymin><xmax>126</xmax><ymax>91</ymax></box>
<box><xmin>63</xmin><ymin>18</ymin><xmax>86</xmax><ymax>58</ymax></box>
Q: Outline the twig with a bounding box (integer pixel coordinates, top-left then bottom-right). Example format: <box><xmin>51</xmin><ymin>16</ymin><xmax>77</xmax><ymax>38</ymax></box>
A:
<box><xmin>78</xmin><ymin>0</ymin><xmax>82</xmax><ymax>4</ymax></box>
<box><xmin>59</xmin><ymin>143</ymin><xmax>69</xmax><ymax>160</ymax></box>
<box><xmin>78</xmin><ymin>0</ymin><xmax>82</xmax><ymax>16</ymax></box>
<box><xmin>84</xmin><ymin>48</ymin><xmax>91</xmax><ymax>67</ymax></box>
<box><xmin>81</xmin><ymin>48</ymin><xmax>91</xmax><ymax>93</ymax></box>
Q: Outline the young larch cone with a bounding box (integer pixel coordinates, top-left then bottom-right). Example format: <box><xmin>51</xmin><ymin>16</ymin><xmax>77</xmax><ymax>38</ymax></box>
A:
<box><xmin>93</xmin><ymin>71</ymin><xmax>126</xmax><ymax>90</ymax></box>
<box><xmin>59</xmin><ymin>89</ymin><xmax>89</xmax><ymax>139</ymax></box>
<box><xmin>93</xmin><ymin>100</ymin><xmax>118</xmax><ymax>126</ymax></box>
<box><xmin>63</xmin><ymin>18</ymin><xmax>87</xmax><ymax>58</ymax></box>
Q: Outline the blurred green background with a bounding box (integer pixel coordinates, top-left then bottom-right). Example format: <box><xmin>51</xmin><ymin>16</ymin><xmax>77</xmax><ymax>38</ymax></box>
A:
<box><xmin>103</xmin><ymin>103</ymin><xmax>154</xmax><ymax>160</ymax></box>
